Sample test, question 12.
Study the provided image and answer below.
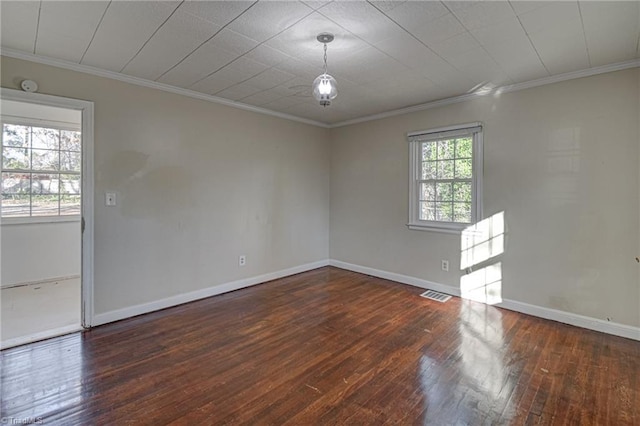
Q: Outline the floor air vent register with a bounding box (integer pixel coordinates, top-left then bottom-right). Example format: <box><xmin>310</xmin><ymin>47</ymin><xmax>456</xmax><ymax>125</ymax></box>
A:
<box><xmin>419</xmin><ymin>290</ymin><xmax>452</xmax><ymax>303</ymax></box>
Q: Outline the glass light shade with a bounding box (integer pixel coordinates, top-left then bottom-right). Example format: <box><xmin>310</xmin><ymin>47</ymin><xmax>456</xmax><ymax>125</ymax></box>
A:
<box><xmin>312</xmin><ymin>73</ymin><xmax>337</xmax><ymax>106</ymax></box>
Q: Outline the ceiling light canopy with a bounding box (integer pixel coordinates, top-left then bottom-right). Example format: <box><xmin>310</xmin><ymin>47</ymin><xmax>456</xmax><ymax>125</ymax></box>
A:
<box><xmin>312</xmin><ymin>33</ymin><xmax>337</xmax><ymax>107</ymax></box>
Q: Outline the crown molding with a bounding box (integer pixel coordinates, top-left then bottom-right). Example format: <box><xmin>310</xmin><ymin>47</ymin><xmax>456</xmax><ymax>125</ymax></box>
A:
<box><xmin>0</xmin><ymin>48</ymin><xmax>331</xmax><ymax>129</ymax></box>
<box><xmin>329</xmin><ymin>58</ymin><xmax>640</xmax><ymax>128</ymax></box>
<box><xmin>2</xmin><ymin>48</ymin><xmax>638</xmax><ymax>130</ymax></box>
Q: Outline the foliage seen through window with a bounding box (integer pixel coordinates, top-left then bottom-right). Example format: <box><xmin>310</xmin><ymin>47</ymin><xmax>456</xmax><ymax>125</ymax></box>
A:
<box><xmin>2</xmin><ymin>124</ymin><xmax>81</xmax><ymax>218</ymax></box>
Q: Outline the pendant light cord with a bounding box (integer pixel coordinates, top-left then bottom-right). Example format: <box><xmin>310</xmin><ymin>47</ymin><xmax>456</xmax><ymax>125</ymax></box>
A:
<box><xmin>323</xmin><ymin>43</ymin><xmax>328</xmax><ymax>75</ymax></box>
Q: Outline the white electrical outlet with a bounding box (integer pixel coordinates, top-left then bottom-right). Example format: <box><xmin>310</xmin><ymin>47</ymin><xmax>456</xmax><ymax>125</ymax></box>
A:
<box><xmin>441</xmin><ymin>260</ymin><xmax>449</xmax><ymax>272</ymax></box>
<box><xmin>239</xmin><ymin>255</ymin><xmax>246</xmax><ymax>266</ymax></box>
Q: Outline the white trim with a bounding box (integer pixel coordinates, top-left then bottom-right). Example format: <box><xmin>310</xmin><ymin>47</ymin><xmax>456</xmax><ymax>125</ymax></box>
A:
<box><xmin>330</xmin><ymin>259</ymin><xmax>461</xmax><ymax>296</ymax></box>
<box><xmin>93</xmin><ymin>260</ymin><xmax>330</xmax><ymax>326</ymax></box>
<box><xmin>407</xmin><ymin>125</ymin><xmax>482</xmax><ymax>232</ymax></box>
<box><xmin>406</xmin><ymin>224</ymin><xmax>464</xmax><ymax>234</ymax></box>
<box><xmin>1</xmin><ymin>274</ymin><xmax>80</xmax><ymax>289</ymax></box>
<box><xmin>331</xmin><ymin>59</ymin><xmax>640</xmax><ymax>128</ymax></box>
<box><xmin>3</xmin><ymin>50</ymin><xmax>637</xmax><ymax>130</ymax></box>
<box><xmin>1</xmin><ymin>115</ymin><xmax>81</xmax><ymax>131</ymax></box>
<box><xmin>0</xmin><ymin>116</ymin><xmax>82</xmax><ymax>221</ymax></box>
<box><xmin>81</xmin><ymin>99</ymin><xmax>95</xmax><ymax>329</ymax></box>
<box><xmin>329</xmin><ymin>260</ymin><xmax>640</xmax><ymax>341</ymax></box>
<box><xmin>407</xmin><ymin>121</ymin><xmax>482</xmax><ymax>139</ymax></box>
<box><xmin>0</xmin><ymin>324</ymin><xmax>82</xmax><ymax>350</ymax></box>
<box><xmin>0</xmin><ymin>88</ymin><xmax>96</xmax><ymax>330</ymax></box>
<box><xmin>475</xmin><ymin>130</ymin><xmax>484</xmax><ymax>221</ymax></box>
<box><xmin>0</xmin><ymin>89</ymin><xmax>92</xmax><ymax>121</ymax></box>
<box><xmin>497</xmin><ymin>299</ymin><xmax>640</xmax><ymax>342</ymax></box>
<box><xmin>0</xmin><ymin>49</ymin><xmax>329</xmax><ymax>129</ymax></box>
<box><xmin>1</xmin><ymin>215</ymin><xmax>81</xmax><ymax>225</ymax></box>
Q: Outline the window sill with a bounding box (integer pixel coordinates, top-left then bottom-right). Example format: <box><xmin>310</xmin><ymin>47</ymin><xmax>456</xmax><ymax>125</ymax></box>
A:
<box><xmin>1</xmin><ymin>215</ymin><xmax>81</xmax><ymax>226</ymax></box>
<box><xmin>407</xmin><ymin>223</ymin><xmax>465</xmax><ymax>234</ymax></box>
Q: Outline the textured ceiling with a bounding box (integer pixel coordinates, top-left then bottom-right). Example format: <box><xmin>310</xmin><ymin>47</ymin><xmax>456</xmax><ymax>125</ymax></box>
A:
<box><xmin>1</xmin><ymin>1</ymin><xmax>639</xmax><ymax>125</ymax></box>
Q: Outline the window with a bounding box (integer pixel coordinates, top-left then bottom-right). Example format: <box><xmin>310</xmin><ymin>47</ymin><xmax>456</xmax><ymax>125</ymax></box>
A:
<box><xmin>408</xmin><ymin>122</ymin><xmax>483</xmax><ymax>232</ymax></box>
<box><xmin>1</xmin><ymin>123</ymin><xmax>81</xmax><ymax>219</ymax></box>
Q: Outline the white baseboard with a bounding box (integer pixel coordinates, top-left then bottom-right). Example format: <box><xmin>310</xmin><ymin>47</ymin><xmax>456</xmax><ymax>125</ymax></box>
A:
<box><xmin>1</xmin><ymin>274</ymin><xmax>80</xmax><ymax>289</ymax></box>
<box><xmin>329</xmin><ymin>259</ymin><xmax>461</xmax><ymax>296</ymax></box>
<box><xmin>1</xmin><ymin>324</ymin><xmax>82</xmax><ymax>350</ymax></box>
<box><xmin>92</xmin><ymin>260</ymin><xmax>330</xmax><ymax>327</ymax></box>
<box><xmin>329</xmin><ymin>259</ymin><xmax>640</xmax><ymax>341</ymax></box>
<box><xmin>497</xmin><ymin>299</ymin><xmax>640</xmax><ymax>341</ymax></box>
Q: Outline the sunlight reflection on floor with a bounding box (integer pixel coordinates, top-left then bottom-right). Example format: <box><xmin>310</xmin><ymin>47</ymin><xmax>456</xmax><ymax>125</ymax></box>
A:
<box><xmin>458</xmin><ymin>300</ymin><xmax>513</xmax><ymax>419</ymax></box>
<box><xmin>460</xmin><ymin>262</ymin><xmax>502</xmax><ymax>304</ymax></box>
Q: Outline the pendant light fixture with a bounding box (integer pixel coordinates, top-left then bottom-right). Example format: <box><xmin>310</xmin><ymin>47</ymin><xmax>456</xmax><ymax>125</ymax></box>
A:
<box><xmin>312</xmin><ymin>33</ymin><xmax>337</xmax><ymax>107</ymax></box>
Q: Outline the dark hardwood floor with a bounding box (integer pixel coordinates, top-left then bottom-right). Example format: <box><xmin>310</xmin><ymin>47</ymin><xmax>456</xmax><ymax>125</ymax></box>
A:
<box><xmin>1</xmin><ymin>266</ymin><xmax>639</xmax><ymax>425</ymax></box>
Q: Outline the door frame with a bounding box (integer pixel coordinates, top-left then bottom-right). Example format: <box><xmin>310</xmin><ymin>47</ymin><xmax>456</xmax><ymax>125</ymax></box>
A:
<box><xmin>1</xmin><ymin>88</ymin><xmax>95</xmax><ymax>328</ymax></box>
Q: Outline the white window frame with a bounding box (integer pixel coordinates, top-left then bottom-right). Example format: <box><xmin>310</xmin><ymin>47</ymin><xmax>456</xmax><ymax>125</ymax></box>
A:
<box><xmin>407</xmin><ymin>122</ymin><xmax>483</xmax><ymax>233</ymax></box>
<box><xmin>1</xmin><ymin>117</ymin><xmax>82</xmax><ymax>224</ymax></box>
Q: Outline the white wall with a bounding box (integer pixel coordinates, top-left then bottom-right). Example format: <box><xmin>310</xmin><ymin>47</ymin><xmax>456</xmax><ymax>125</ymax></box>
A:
<box><xmin>1</xmin><ymin>56</ymin><xmax>330</xmax><ymax>316</ymax></box>
<box><xmin>330</xmin><ymin>68</ymin><xmax>640</xmax><ymax>328</ymax></box>
<box><xmin>1</xmin><ymin>222</ymin><xmax>81</xmax><ymax>287</ymax></box>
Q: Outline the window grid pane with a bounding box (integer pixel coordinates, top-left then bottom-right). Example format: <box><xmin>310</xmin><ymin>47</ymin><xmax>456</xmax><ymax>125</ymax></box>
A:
<box><xmin>2</xmin><ymin>124</ymin><xmax>30</xmax><ymax>148</ymax></box>
<box><xmin>453</xmin><ymin>202</ymin><xmax>472</xmax><ymax>223</ymax></box>
<box><xmin>60</xmin><ymin>151</ymin><xmax>81</xmax><ymax>172</ymax></box>
<box><xmin>421</xmin><ymin>160</ymin><xmax>436</xmax><ymax>179</ymax></box>
<box><xmin>31</xmin><ymin>127</ymin><xmax>60</xmax><ymax>150</ymax></box>
<box><xmin>32</xmin><ymin>194</ymin><xmax>60</xmax><ymax>216</ymax></box>
<box><xmin>453</xmin><ymin>181</ymin><xmax>472</xmax><ymax>204</ymax></box>
<box><xmin>2</xmin><ymin>194</ymin><xmax>31</xmax><ymax>217</ymax></box>
<box><xmin>60</xmin><ymin>174</ymin><xmax>81</xmax><ymax>194</ymax></box>
<box><xmin>437</xmin><ymin>160</ymin><xmax>454</xmax><ymax>179</ymax></box>
<box><xmin>31</xmin><ymin>173</ymin><xmax>60</xmax><ymax>194</ymax></box>
<box><xmin>2</xmin><ymin>172</ymin><xmax>30</xmax><ymax>193</ymax></box>
<box><xmin>60</xmin><ymin>194</ymin><xmax>81</xmax><ymax>215</ymax></box>
<box><xmin>32</xmin><ymin>148</ymin><xmax>61</xmax><ymax>171</ymax></box>
<box><xmin>420</xmin><ymin>201</ymin><xmax>435</xmax><ymax>221</ymax></box>
<box><xmin>415</xmin><ymin>133</ymin><xmax>475</xmax><ymax>226</ymax></box>
<box><xmin>2</xmin><ymin>146</ymin><xmax>30</xmax><ymax>170</ymax></box>
<box><xmin>456</xmin><ymin>137</ymin><xmax>472</xmax><ymax>158</ymax></box>
<box><xmin>1</xmin><ymin>123</ymin><xmax>81</xmax><ymax>218</ymax></box>
<box><xmin>455</xmin><ymin>158</ymin><xmax>472</xmax><ymax>179</ymax></box>
<box><xmin>437</xmin><ymin>140</ymin><xmax>455</xmax><ymax>160</ymax></box>
<box><xmin>436</xmin><ymin>182</ymin><xmax>452</xmax><ymax>201</ymax></box>
<box><xmin>420</xmin><ymin>182</ymin><xmax>435</xmax><ymax>201</ymax></box>
<box><xmin>435</xmin><ymin>202</ymin><xmax>453</xmax><ymax>222</ymax></box>
<box><xmin>422</xmin><ymin>142</ymin><xmax>436</xmax><ymax>161</ymax></box>
<box><xmin>60</xmin><ymin>130</ymin><xmax>81</xmax><ymax>152</ymax></box>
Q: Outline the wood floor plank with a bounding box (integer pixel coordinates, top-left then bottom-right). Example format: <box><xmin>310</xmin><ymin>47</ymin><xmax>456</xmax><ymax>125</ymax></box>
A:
<box><xmin>1</xmin><ymin>267</ymin><xmax>639</xmax><ymax>425</ymax></box>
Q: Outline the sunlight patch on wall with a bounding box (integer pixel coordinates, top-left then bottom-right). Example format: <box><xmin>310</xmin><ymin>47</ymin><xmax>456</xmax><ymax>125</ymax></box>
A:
<box><xmin>460</xmin><ymin>211</ymin><xmax>504</xmax><ymax>270</ymax></box>
<box><xmin>460</xmin><ymin>211</ymin><xmax>505</xmax><ymax>305</ymax></box>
